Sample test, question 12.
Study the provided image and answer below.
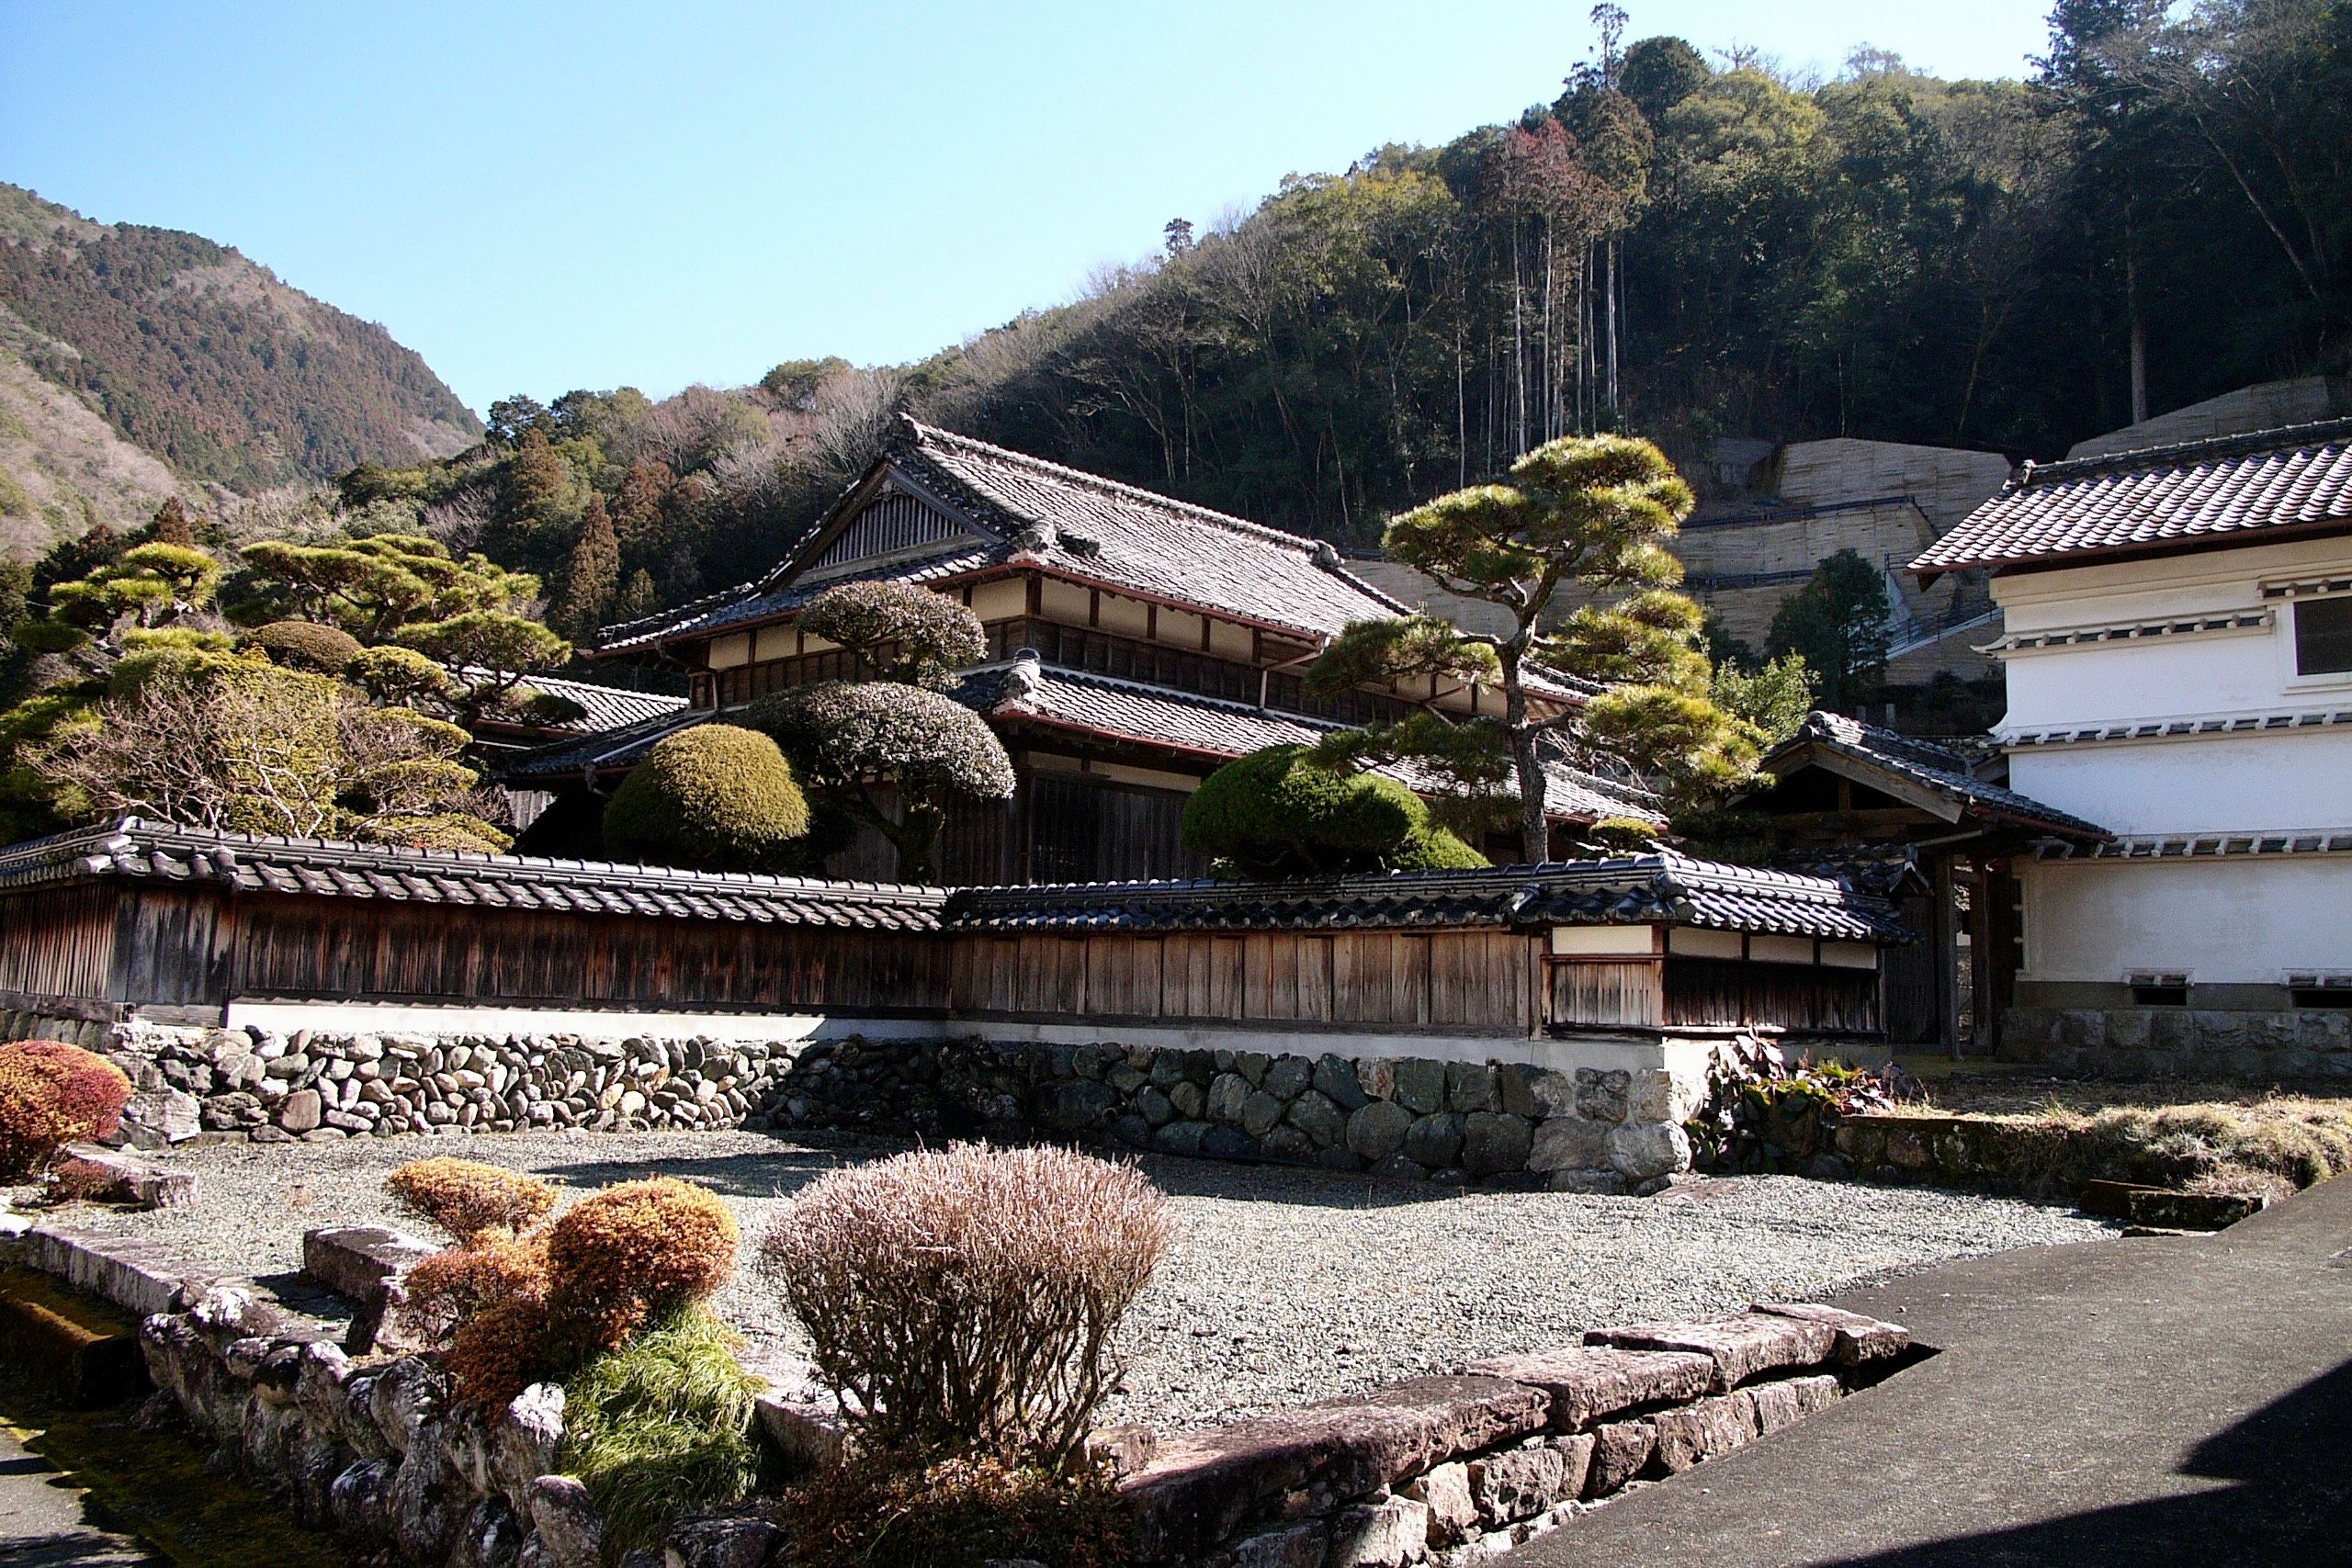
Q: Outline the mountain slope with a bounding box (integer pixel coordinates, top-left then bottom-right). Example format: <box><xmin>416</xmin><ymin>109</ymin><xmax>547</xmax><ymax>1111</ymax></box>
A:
<box><xmin>0</xmin><ymin>183</ymin><xmax>478</xmax><ymax>551</ymax></box>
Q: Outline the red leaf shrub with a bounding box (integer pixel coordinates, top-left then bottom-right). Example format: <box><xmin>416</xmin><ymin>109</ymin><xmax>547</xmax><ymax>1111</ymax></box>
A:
<box><xmin>0</xmin><ymin>1041</ymin><xmax>133</xmax><ymax>1178</ymax></box>
<box><xmin>401</xmin><ymin>1233</ymin><xmax>550</xmax><ymax>1347</ymax></box>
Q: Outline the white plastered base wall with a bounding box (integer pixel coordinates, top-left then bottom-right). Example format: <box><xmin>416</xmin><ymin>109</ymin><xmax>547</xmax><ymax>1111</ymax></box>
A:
<box><xmin>2020</xmin><ymin>853</ymin><xmax>2352</xmax><ymax>987</ymax></box>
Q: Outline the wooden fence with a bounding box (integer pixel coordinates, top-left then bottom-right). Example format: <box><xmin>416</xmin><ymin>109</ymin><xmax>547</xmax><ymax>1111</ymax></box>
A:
<box><xmin>2</xmin><ymin>881</ymin><xmax>1879</xmax><ymax>1042</ymax></box>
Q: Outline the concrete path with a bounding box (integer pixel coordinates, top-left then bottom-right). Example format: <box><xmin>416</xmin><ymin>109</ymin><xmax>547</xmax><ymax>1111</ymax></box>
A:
<box><xmin>0</xmin><ymin>1425</ymin><xmax>163</xmax><ymax>1568</ymax></box>
<box><xmin>1513</xmin><ymin>1176</ymin><xmax>2352</xmax><ymax>1565</ymax></box>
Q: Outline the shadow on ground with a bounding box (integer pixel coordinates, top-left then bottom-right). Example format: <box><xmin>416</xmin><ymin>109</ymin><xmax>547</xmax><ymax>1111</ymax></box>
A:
<box><xmin>1826</xmin><ymin>1356</ymin><xmax>2352</xmax><ymax>1566</ymax></box>
<box><xmin>527</xmin><ymin>1132</ymin><xmax>1471</xmax><ymax>1211</ymax></box>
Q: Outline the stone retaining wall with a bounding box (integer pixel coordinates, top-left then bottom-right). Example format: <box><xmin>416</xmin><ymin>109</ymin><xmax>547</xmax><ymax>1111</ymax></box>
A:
<box><xmin>10</xmin><ymin>1216</ymin><xmax>1911</xmax><ymax>1568</ymax></box>
<box><xmin>1110</xmin><ymin>1301</ymin><xmax>1914</xmax><ymax>1564</ymax></box>
<box><xmin>2003</xmin><ymin>1005</ymin><xmax>2352</xmax><ymax>1081</ymax></box>
<box><xmin>47</xmin><ymin>1021</ymin><xmax>1714</xmax><ymax>1189</ymax></box>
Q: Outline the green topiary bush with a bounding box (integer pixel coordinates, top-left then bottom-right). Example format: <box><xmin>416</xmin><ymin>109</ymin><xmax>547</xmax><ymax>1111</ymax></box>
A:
<box><xmin>1582</xmin><ymin>816</ymin><xmax>1664</xmax><ymax>855</ymax></box>
<box><xmin>1181</xmin><ymin>744</ymin><xmax>1487</xmax><ymax>878</ymax></box>
<box><xmin>1390</xmin><ymin>821</ymin><xmax>1489</xmax><ymax>869</ymax></box>
<box><xmin>242</xmin><ymin>619</ymin><xmax>366</xmax><ymax>675</ymax></box>
<box><xmin>602</xmin><ymin>724</ymin><xmax>810</xmax><ymax>872</ymax></box>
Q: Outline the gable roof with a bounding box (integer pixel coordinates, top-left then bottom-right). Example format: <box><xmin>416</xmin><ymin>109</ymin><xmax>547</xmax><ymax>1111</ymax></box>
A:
<box><xmin>598</xmin><ymin>417</ymin><xmax>1414</xmax><ymax>654</ymax></box>
<box><xmin>1912</xmin><ymin>417</ymin><xmax>2352</xmax><ymax>581</ymax></box>
<box><xmin>1756</xmin><ymin>710</ymin><xmax>2109</xmax><ymax>840</ymax></box>
<box><xmin>942</xmin><ymin>850</ymin><xmax>1908</xmax><ymax>942</ymax></box>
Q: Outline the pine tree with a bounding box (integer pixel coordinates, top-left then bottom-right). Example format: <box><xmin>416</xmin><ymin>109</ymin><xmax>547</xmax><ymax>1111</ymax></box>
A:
<box><xmin>551</xmin><ymin>495</ymin><xmax>620</xmax><ymax>638</ymax></box>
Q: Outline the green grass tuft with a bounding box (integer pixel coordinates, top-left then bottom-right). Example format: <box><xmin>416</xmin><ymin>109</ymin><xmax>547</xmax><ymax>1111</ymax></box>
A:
<box><xmin>558</xmin><ymin>1304</ymin><xmax>763</xmax><ymax>1562</ymax></box>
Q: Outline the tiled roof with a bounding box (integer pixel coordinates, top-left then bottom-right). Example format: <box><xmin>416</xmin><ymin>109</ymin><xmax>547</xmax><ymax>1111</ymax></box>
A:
<box><xmin>2033</xmin><ymin>828</ymin><xmax>2352</xmax><ymax>861</ymax></box>
<box><xmin>963</xmin><ymin>660</ymin><xmax>1661</xmax><ymax>825</ymax></box>
<box><xmin>1763</xmin><ymin>711</ymin><xmax>2109</xmax><ymax>839</ymax></box>
<box><xmin>596</xmin><ymin>545</ymin><xmax>1001</xmax><ymax>655</ymax></box>
<box><xmin>496</xmin><ymin>659</ymin><xmax>1655</xmax><ymax>821</ymax></box>
<box><xmin>0</xmin><ymin>818</ymin><xmax>945</xmax><ymax>930</ymax></box>
<box><xmin>1912</xmin><ymin>417</ymin><xmax>2352</xmax><ymax>579</ymax></box>
<box><xmin>0</xmin><ymin>818</ymin><xmax>1903</xmax><ymax>943</ymax></box>
<box><xmin>597</xmin><ymin>417</ymin><xmax>1414</xmax><ymax>653</ymax></box>
<box><xmin>473</xmin><ymin>670</ymin><xmax>686</xmax><ymax>736</ymax></box>
<box><xmin>497</xmin><ymin>706</ymin><xmax>712</xmax><ymax>783</ymax></box>
<box><xmin>2003</xmin><ymin>704</ymin><xmax>2352</xmax><ymax>748</ymax></box>
<box><xmin>876</xmin><ymin>420</ymin><xmax>1413</xmax><ymax>637</ymax></box>
<box><xmin>943</xmin><ymin>851</ymin><xmax>1909</xmax><ymax>942</ymax></box>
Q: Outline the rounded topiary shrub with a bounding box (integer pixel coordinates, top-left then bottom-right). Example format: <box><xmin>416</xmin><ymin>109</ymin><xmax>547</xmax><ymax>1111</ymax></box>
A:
<box><xmin>387</xmin><ymin>1156</ymin><xmax>560</xmax><ymax>1240</ymax></box>
<box><xmin>242</xmin><ymin>618</ymin><xmax>366</xmax><ymax>675</ymax></box>
<box><xmin>1582</xmin><ymin>816</ymin><xmax>1664</xmax><ymax>856</ymax></box>
<box><xmin>1390</xmin><ymin>821</ymin><xmax>1489</xmax><ymax>869</ymax></box>
<box><xmin>602</xmin><ymin>724</ymin><xmax>810</xmax><ymax>873</ymax></box>
<box><xmin>1182</xmin><ymin>744</ymin><xmax>1486</xmax><ymax>878</ymax></box>
<box><xmin>0</xmin><ymin>1041</ymin><xmax>133</xmax><ymax>1178</ymax></box>
<box><xmin>546</xmin><ymin>1177</ymin><xmax>740</xmax><ymax>1350</ymax></box>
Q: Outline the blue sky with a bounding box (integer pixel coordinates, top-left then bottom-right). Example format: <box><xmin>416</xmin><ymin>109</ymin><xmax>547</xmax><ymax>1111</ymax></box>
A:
<box><xmin>2</xmin><ymin>1</ymin><xmax>2056</xmax><ymax>416</ymax></box>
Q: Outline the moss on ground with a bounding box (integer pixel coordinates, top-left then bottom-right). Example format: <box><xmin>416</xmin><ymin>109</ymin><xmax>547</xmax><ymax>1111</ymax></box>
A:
<box><xmin>0</xmin><ymin>1376</ymin><xmax>350</xmax><ymax>1568</ymax></box>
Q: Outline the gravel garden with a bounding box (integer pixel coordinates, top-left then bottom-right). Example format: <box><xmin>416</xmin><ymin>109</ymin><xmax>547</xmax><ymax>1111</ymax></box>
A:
<box><xmin>42</xmin><ymin>1124</ymin><xmax>2115</xmax><ymax>1429</ymax></box>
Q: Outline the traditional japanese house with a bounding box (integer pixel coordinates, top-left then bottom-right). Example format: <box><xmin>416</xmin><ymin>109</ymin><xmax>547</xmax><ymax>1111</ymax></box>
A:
<box><xmin>1909</xmin><ymin>417</ymin><xmax>2352</xmax><ymax>1076</ymax></box>
<box><xmin>514</xmin><ymin>418</ymin><xmax>1657</xmax><ymax>883</ymax></box>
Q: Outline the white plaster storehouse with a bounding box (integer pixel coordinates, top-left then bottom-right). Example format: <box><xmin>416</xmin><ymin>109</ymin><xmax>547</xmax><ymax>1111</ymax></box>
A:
<box><xmin>1912</xmin><ymin>418</ymin><xmax>2352</xmax><ymax>1076</ymax></box>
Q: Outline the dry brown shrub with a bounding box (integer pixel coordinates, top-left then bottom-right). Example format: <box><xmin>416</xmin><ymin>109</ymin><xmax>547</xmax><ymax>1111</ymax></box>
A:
<box><xmin>779</xmin><ymin>1448</ymin><xmax>1134</xmax><ymax>1568</ymax></box>
<box><xmin>401</xmin><ymin>1233</ymin><xmax>550</xmax><ymax>1347</ymax></box>
<box><xmin>385</xmin><ymin>1156</ymin><xmax>559</xmax><ymax>1241</ymax></box>
<box><xmin>445</xmin><ymin>1293</ymin><xmax>563</xmax><ymax>1409</ymax></box>
<box><xmin>0</xmin><ymin>1042</ymin><xmax>133</xmax><ymax>1179</ymax></box>
<box><xmin>759</xmin><ymin>1143</ymin><xmax>1173</xmax><ymax>1468</ymax></box>
<box><xmin>545</xmin><ymin>1177</ymin><xmax>739</xmax><ymax>1354</ymax></box>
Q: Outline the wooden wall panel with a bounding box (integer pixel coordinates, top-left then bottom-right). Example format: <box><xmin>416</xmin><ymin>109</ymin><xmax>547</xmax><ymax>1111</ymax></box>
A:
<box><xmin>0</xmin><ymin>886</ymin><xmax>119</xmax><ymax>1004</ymax></box>
<box><xmin>1549</xmin><ymin>959</ymin><xmax>1665</xmax><ymax>1029</ymax></box>
<box><xmin>225</xmin><ymin>897</ymin><xmax>953</xmax><ymax>1015</ymax></box>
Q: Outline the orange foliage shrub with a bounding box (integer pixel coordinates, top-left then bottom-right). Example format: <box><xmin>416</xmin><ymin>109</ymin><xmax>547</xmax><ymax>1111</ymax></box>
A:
<box><xmin>0</xmin><ymin>1042</ymin><xmax>134</xmax><ymax>1178</ymax></box>
<box><xmin>445</xmin><ymin>1293</ymin><xmax>563</xmax><ymax>1409</ymax></box>
<box><xmin>386</xmin><ymin>1167</ymin><xmax>743</xmax><ymax>1406</ymax></box>
<box><xmin>401</xmin><ymin>1233</ymin><xmax>550</xmax><ymax>1345</ymax></box>
<box><xmin>386</xmin><ymin>1156</ymin><xmax>559</xmax><ymax>1241</ymax></box>
<box><xmin>546</xmin><ymin>1177</ymin><xmax>739</xmax><ymax>1352</ymax></box>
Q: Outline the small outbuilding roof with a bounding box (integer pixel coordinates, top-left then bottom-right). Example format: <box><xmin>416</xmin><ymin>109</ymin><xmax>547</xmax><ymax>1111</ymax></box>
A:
<box><xmin>1757</xmin><ymin>711</ymin><xmax>2109</xmax><ymax>840</ymax></box>
<box><xmin>1911</xmin><ymin>416</ymin><xmax>2352</xmax><ymax>581</ymax></box>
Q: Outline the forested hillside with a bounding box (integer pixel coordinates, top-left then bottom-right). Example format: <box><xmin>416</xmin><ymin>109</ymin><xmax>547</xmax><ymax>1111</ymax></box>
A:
<box><xmin>0</xmin><ymin>183</ymin><xmax>478</xmax><ymax>550</ymax></box>
<box><xmin>179</xmin><ymin>1</ymin><xmax>2352</xmax><ymax>640</ymax></box>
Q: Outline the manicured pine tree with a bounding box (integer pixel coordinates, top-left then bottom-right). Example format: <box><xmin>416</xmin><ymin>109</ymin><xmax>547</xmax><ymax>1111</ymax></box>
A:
<box><xmin>1307</xmin><ymin>433</ymin><xmax>1755</xmax><ymax>864</ymax></box>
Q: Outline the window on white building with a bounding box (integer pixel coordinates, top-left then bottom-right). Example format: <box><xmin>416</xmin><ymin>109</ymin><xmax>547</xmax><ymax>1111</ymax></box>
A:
<box><xmin>2294</xmin><ymin>595</ymin><xmax>2352</xmax><ymax>675</ymax></box>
